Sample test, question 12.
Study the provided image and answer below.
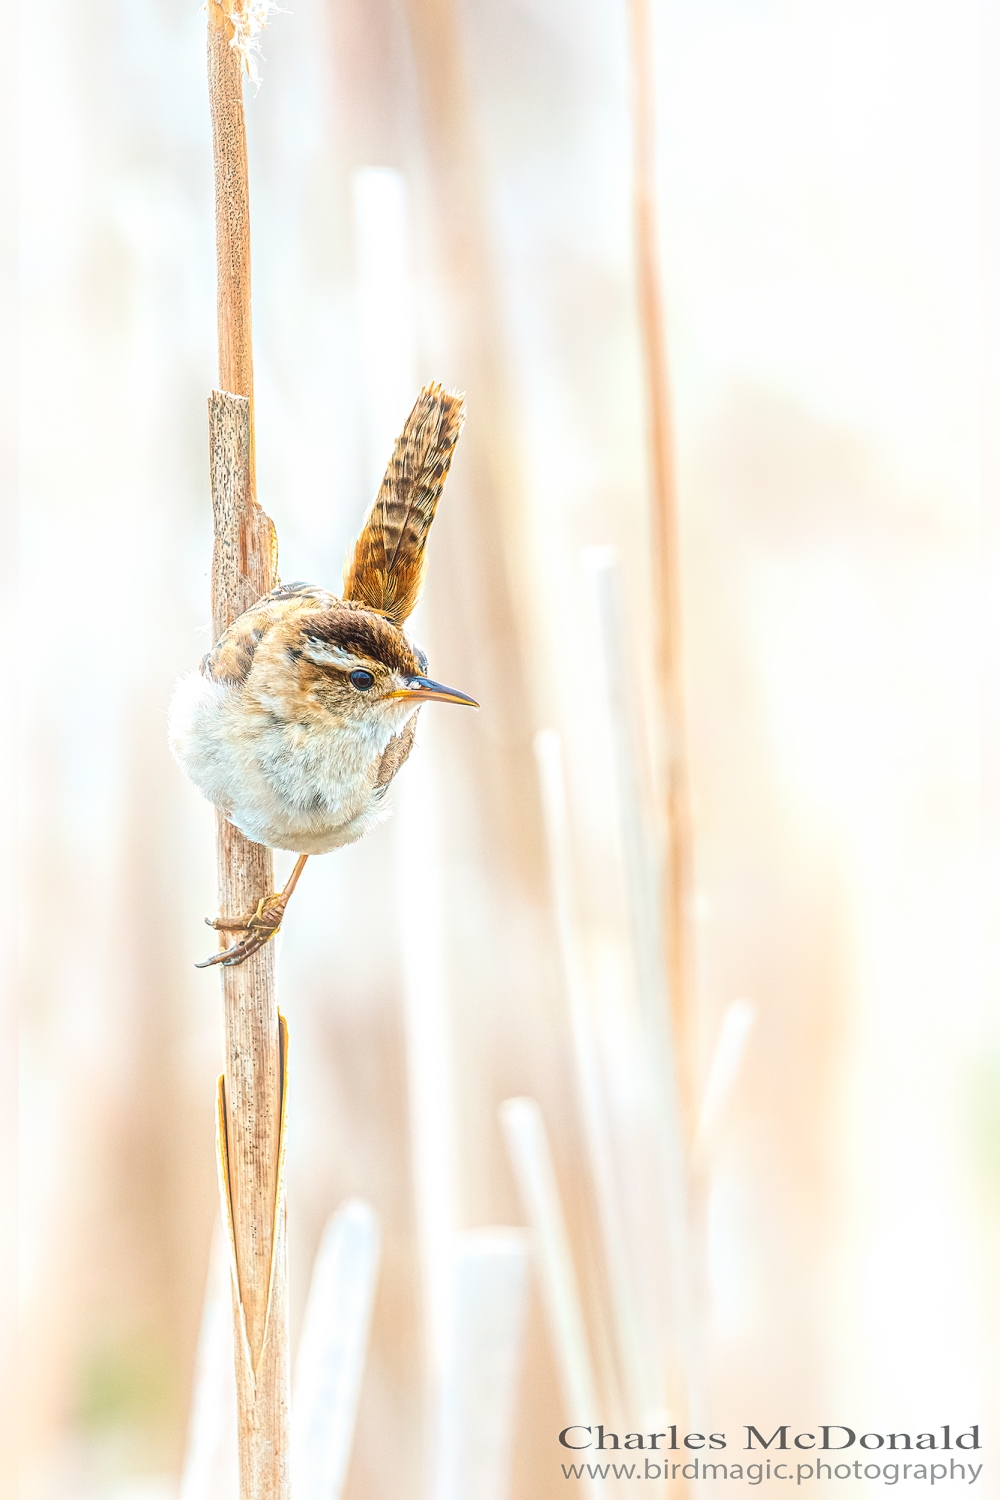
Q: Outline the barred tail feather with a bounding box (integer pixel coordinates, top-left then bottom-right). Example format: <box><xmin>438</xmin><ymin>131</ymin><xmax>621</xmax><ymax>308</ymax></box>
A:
<box><xmin>342</xmin><ymin>382</ymin><xmax>466</xmax><ymax>625</ymax></box>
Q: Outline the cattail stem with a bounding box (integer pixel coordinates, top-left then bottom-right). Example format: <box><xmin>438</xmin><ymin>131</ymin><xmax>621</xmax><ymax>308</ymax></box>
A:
<box><xmin>626</xmin><ymin>0</ymin><xmax>697</xmax><ymax>1130</ymax></box>
<box><xmin>209</xmin><ymin>398</ymin><xmax>289</xmax><ymax>1500</ymax></box>
<box><xmin>208</xmin><ymin>0</ymin><xmax>256</xmax><ymax>472</ymax></box>
<box><xmin>205</xmin><ymin>5</ymin><xmax>288</xmax><ymax>1494</ymax></box>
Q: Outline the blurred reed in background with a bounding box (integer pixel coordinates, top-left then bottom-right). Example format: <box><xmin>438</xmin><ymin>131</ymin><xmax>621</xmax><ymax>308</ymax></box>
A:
<box><xmin>17</xmin><ymin>0</ymin><xmax>985</xmax><ymax>1497</ymax></box>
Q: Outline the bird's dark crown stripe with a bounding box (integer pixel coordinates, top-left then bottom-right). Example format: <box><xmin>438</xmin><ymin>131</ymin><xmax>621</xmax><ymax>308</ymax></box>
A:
<box><xmin>302</xmin><ymin>608</ymin><xmax>415</xmax><ymax>674</ymax></box>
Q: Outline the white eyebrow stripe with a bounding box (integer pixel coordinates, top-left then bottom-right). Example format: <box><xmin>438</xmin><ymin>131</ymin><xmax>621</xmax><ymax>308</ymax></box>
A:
<box><xmin>302</xmin><ymin>638</ymin><xmax>370</xmax><ymax>670</ymax></box>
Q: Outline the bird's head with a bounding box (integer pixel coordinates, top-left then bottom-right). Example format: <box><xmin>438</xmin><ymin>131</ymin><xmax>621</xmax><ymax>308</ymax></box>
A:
<box><xmin>283</xmin><ymin>600</ymin><xmax>476</xmax><ymax>740</ymax></box>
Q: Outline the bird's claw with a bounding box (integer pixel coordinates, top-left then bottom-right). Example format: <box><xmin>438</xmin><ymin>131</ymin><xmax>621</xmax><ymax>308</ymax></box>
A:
<box><xmin>196</xmin><ymin>893</ymin><xmax>288</xmax><ymax>969</ymax></box>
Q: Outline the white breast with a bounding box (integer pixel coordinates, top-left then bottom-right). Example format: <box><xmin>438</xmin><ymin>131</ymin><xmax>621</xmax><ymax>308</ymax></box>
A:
<box><xmin>168</xmin><ymin>670</ymin><xmax>405</xmax><ymax>853</ymax></box>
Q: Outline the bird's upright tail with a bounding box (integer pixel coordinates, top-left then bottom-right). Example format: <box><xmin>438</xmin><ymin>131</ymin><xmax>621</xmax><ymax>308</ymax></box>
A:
<box><xmin>342</xmin><ymin>382</ymin><xmax>466</xmax><ymax>626</ymax></box>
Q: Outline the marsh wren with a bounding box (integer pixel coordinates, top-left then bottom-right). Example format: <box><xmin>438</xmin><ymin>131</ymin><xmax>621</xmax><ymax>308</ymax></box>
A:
<box><xmin>169</xmin><ymin>383</ymin><xmax>477</xmax><ymax>967</ymax></box>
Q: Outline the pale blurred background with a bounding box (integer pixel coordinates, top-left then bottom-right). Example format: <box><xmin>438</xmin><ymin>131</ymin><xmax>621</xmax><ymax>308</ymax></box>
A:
<box><xmin>17</xmin><ymin>1</ymin><xmax>989</xmax><ymax>1498</ymax></box>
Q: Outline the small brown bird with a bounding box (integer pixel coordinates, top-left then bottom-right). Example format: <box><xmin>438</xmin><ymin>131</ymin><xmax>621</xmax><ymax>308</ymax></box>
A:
<box><xmin>169</xmin><ymin>383</ymin><xmax>477</xmax><ymax>967</ymax></box>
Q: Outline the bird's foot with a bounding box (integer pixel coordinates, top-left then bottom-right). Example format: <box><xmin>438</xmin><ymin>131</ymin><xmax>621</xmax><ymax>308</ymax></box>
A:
<box><xmin>196</xmin><ymin>892</ymin><xmax>289</xmax><ymax>969</ymax></box>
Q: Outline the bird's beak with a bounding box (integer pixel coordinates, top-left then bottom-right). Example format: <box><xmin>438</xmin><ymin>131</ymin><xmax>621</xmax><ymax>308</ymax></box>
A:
<box><xmin>390</xmin><ymin>675</ymin><xmax>479</xmax><ymax>708</ymax></box>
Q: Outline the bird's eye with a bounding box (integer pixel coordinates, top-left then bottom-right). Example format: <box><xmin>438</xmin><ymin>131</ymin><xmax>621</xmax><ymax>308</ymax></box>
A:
<box><xmin>349</xmin><ymin>669</ymin><xmax>375</xmax><ymax>691</ymax></box>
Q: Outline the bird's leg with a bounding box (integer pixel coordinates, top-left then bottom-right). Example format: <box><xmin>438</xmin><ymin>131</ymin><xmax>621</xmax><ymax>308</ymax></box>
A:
<box><xmin>196</xmin><ymin>854</ymin><xmax>310</xmax><ymax>969</ymax></box>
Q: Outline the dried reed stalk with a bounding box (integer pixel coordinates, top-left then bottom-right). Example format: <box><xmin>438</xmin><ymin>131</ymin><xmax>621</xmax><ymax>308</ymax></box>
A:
<box><xmin>180</xmin><ymin>1226</ymin><xmax>239</xmax><ymax>1500</ymax></box>
<box><xmin>206</xmin><ymin>4</ymin><xmax>289</xmax><ymax>1495</ymax></box>
<box><xmin>432</xmin><ymin>1229</ymin><xmax>530</xmax><ymax>1500</ymax></box>
<box><xmin>399</xmin><ymin>0</ymin><xmax>544</xmax><ymax>889</ymax></box>
<box><xmin>626</xmin><ymin>0</ymin><xmax>697</xmax><ymax>1128</ymax></box>
<box><xmin>534</xmin><ymin>730</ymin><xmax>650</xmax><ymax>1424</ymax></box>
<box><xmin>587</xmin><ymin>552</ymin><xmax>693</xmax><ymax>1440</ymax></box>
<box><xmin>500</xmin><ymin>1098</ymin><xmax>606</xmax><ymax>1500</ymax></box>
<box><xmin>292</xmin><ymin>1201</ymin><xmax>381</xmax><ymax>1500</ymax></box>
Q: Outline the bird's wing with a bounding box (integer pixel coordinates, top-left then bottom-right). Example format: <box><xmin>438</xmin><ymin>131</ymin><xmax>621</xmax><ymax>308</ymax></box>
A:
<box><xmin>200</xmin><ymin>583</ymin><xmax>337</xmax><ymax>685</ymax></box>
<box><xmin>342</xmin><ymin>383</ymin><xmax>465</xmax><ymax>626</ymax></box>
<box><xmin>200</xmin><ymin>604</ymin><xmax>273</xmax><ymax>685</ymax></box>
<box><xmin>373</xmin><ymin>714</ymin><xmax>419</xmax><ymax>794</ymax></box>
